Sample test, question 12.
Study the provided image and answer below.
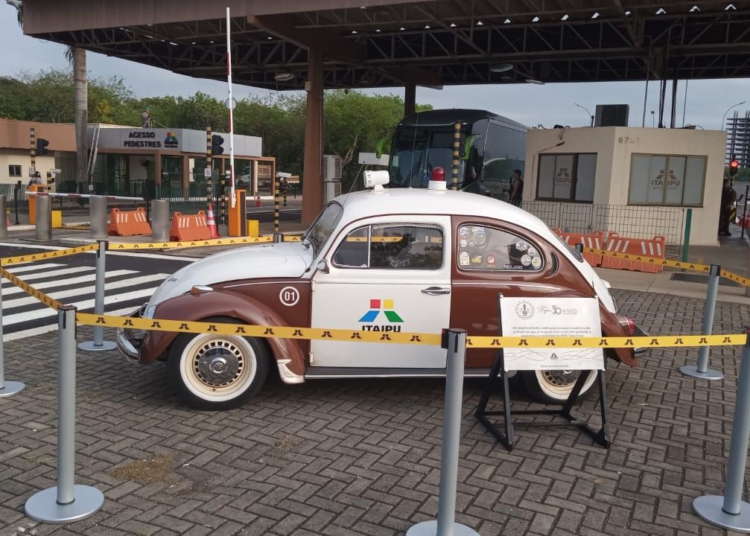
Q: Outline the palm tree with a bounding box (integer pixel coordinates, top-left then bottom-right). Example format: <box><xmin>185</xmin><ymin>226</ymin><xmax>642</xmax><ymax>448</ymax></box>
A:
<box><xmin>9</xmin><ymin>0</ymin><xmax>88</xmax><ymax>188</ymax></box>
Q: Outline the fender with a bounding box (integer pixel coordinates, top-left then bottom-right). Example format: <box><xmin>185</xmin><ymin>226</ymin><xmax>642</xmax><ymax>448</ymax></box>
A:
<box><xmin>140</xmin><ymin>290</ymin><xmax>306</xmax><ymax>383</ymax></box>
<box><xmin>599</xmin><ymin>303</ymin><xmax>638</xmax><ymax>367</ymax></box>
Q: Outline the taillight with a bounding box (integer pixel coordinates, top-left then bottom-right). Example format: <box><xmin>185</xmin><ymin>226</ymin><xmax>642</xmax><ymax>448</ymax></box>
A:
<box><xmin>616</xmin><ymin>315</ymin><xmax>636</xmax><ymax>335</ymax></box>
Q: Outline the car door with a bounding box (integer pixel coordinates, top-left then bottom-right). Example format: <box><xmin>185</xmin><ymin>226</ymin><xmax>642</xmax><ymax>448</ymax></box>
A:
<box><xmin>310</xmin><ymin>215</ymin><xmax>452</xmax><ymax>369</ymax></box>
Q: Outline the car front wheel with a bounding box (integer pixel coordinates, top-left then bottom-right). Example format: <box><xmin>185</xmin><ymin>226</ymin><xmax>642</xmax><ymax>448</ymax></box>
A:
<box><xmin>167</xmin><ymin>320</ymin><xmax>269</xmax><ymax>410</ymax></box>
<box><xmin>521</xmin><ymin>369</ymin><xmax>597</xmax><ymax>405</ymax></box>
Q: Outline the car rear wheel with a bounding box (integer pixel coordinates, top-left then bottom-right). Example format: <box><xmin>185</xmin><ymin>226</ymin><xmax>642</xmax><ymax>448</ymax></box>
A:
<box><xmin>521</xmin><ymin>369</ymin><xmax>597</xmax><ymax>405</ymax></box>
<box><xmin>167</xmin><ymin>319</ymin><xmax>269</xmax><ymax>410</ymax></box>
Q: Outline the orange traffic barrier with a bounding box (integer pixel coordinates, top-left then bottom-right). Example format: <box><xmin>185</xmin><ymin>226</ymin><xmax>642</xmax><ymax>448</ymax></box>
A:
<box><xmin>170</xmin><ymin>211</ymin><xmax>212</xmax><ymax>241</ymax></box>
<box><xmin>600</xmin><ymin>232</ymin><xmax>665</xmax><ymax>273</ymax></box>
<box><xmin>108</xmin><ymin>208</ymin><xmax>151</xmax><ymax>237</ymax></box>
<box><xmin>550</xmin><ymin>228</ymin><xmax>605</xmax><ymax>267</ymax></box>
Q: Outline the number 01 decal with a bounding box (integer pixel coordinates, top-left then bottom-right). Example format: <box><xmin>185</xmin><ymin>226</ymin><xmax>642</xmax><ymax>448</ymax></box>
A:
<box><xmin>279</xmin><ymin>286</ymin><xmax>300</xmax><ymax>307</ymax></box>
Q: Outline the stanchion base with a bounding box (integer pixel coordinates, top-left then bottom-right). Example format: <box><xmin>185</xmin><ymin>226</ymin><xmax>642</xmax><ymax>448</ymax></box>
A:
<box><xmin>406</xmin><ymin>520</ymin><xmax>480</xmax><ymax>536</ymax></box>
<box><xmin>0</xmin><ymin>381</ymin><xmax>25</xmax><ymax>398</ymax></box>
<box><xmin>680</xmin><ymin>365</ymin><xmax>724</xmax><ymax>380</ymax></box>
<box><xmin>25</xmin><ymin>485</ymin><xmax>105</xmax><ymax>524</ymax></box>
<box><xmin>694</xmin><ymin>495</ymin><xmax>750</xmax><ymax>532</ymax></box>
<box><xmin>77</xmin><ymin>341</ymin><xmax>117</xmax><ymax>352</ymax></box>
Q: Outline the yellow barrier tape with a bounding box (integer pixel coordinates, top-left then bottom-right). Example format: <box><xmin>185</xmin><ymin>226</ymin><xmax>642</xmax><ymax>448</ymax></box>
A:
<box><xmin>587</xmin><ymin>247</ymin><xmax>750</xmax><ymax>288</ymax></box>
<box><xmin>0</xmin><ymin>267</ymin><xmax>62</xmax><ymax>310</ymax></box>
<box><xmin>110</xmin><ymin>236</ymin><xmax>273</xmax><ymax>250</ymax></box>
<box><xmin>75</xmin><ymin>312</ymin><xmax>747</xmax><ymax>349</ymax></box>
<box><xmin>0</xmin><ymin>243</ymin><xmax>99</xmax><ymax>267</ymax></box>
<box><xmin>283</xmin><ymin>236</ymin><xmax>302</xmax><ymax>242</ymax></box>
<box><xmin>584</xmin><ymin>247</ymin><xmax>711</xmax><ymax>273</ymax></box>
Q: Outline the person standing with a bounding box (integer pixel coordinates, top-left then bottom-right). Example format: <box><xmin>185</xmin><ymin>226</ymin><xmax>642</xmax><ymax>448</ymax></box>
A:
<box><xmin>509</xmin><ymin>169</ymin><xmax>524</xmax><ymax>207</ymax></box>
<box><xmin>720</xmin><ymin>178</ymin><xmax>737</xmax><ymax>236</ymax></box>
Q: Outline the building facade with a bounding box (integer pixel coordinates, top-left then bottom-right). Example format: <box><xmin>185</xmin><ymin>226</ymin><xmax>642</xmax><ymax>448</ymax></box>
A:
<box><xmin>726</xmin><ymin>110</ymin><xmax>750</xmax><ymax>168</ymax></box>
<box><xmin>0</xmin><ymin>119</ymin><xmax>268</xmax><ymax>198</ymax></box>
<box><xmin>523</xmin><ymin>127</ymin><xmax>726</xmax><ymax>247</ymax></box>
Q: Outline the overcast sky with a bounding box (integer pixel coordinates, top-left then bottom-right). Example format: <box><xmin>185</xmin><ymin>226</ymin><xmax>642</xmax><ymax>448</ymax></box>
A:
<box><xmin>2</xmin><ymin>10</ymin><xmax>749</xmax><ymax>131</ymax></box>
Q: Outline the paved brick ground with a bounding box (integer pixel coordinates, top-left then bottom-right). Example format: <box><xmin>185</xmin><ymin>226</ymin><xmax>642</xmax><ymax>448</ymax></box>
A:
<box><xmin>0</xmin><ymin>289</ymin><xmax>748</xmax><ymax>536</ymax></box>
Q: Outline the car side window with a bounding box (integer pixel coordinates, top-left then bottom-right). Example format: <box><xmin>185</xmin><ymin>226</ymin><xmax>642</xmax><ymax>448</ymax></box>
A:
<box><xmin>457</xmin><ymin>225</ymin><xmax>544</xmax><ymax>271</ymax></box>
<box><xmin>333</xmin><ymin>224</ymin><xmax>444</xmax><ymax>270</ymax></box>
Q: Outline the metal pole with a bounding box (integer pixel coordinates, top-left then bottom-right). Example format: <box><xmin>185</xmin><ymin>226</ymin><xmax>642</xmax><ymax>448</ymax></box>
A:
<box><xmin>151</xmin><ymin>200</ymin><xmax>170</xmax><ymax>242</ymax></box>
<box><xmin>25</xmin><ymin>306</ymin><xmax>105</xmax><ymax>523</ymax></box>
<box><xmin>273</xmin><ymin>233</ymin><xmax>283</xmax><ymax>244</ymax></box>
<box><xmin>407</xmin><ymin>329</ymin><xmax>479</xmax><ymax>536</ymax></box>
<box><xmin>0</xmin><ymin>195</ymin><xmax>7</xmax><ymax>238</ymax></box>
<box><xmin>680</xmin><ymin>264</ymin><xmax>724</xmax><ymax>380</ymax></box>
<box><xmin>35</xmin><ymin>195</ymin><xmax>52</xmax><ymax>241</ymax></box>
<box><xmin>693</xmin><ymin>333</ymin><xmax>750</xmax><ymax>531</ymax></box>
<box><xmin>78</xmin><ymin>241</ymin><xmax>116</xmax><ymax>352</ymax></box>
<box><xmin>274</xmin><ymin>174</ymin><xmax>280</xmax><ymax>234</ymax></box>
<box><xmin>682</xmin><ymin>208</ymin><xmax>692</xmax><ymax>263</ymax></box>
<box><xmin>14</xmin><ymin>181</ymin><xmax>20</xmax><ymax>225</ymax></box>
<box><xmin>0</xmin><ymin>271</ymin><xmax>25</xmax><ymax>399</ymax></box>
<box><xmin>451</xmin><ymin>122</ymin><xmax>461</xmax><ymax>190</ymax></box>
<box><xmin>90</xmin><ymin>196</ymin><xmax>108</xmax><ymax>240</ymax></box>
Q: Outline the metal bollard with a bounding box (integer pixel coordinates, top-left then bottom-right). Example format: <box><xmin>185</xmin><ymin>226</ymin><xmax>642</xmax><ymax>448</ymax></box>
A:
<box><xmin>90</xmin><ymin>196</ymin><xmax>108</xmax><ymax>240</ymax></box>
<box><xmin>151</xmin><ymin>200</ymin><xmax>170</xmax><ymax>242</ymax></box>
<box><xmin>693</xmin><ymin>332</ymin><xmax>750</xmax><ymax>531</ymax></box>
<box><xmin>0</xmin><ymin>272</ymin><xmax>25</xmax><ymax>399</ymax></box>
<box><xmin>680</xmin><ymin>264</ymin><xmax>724</xmax><ymax>380</ymax></box>
<box><xmin>274</xmin><ymin>178</ymin><xmax>280</xmax><ymax>234</ymax></box>
<box><xmin>35</xmin><ymin>195</ymin><xmax>52</xmax><ymax>241</ymax></box>
<box><xmin>78</xmin><ymin>241</ymin><xmax>116</xmax><ymax>352</ymax></box>
<box><xmin>0</xmin><ymin>195</ymin><xmax>7</xmax><ymax>239</ymax></box>
<box><xmin>25</xmin><ymin>306</ymin><xmax>105</xmax><ymax>523</ymax></box>
<box><xmin>407</xmin><ymin>329</ymin><xmax>479</xmax><ymax>536</ymax></box>
<box><xmin>273</xmin><ymin>233</ymin><xmax>283</xmax><ymax>244</ymax></box>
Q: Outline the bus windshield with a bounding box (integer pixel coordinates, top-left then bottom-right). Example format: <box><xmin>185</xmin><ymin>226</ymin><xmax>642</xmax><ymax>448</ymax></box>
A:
<box><xmin>389</xmin><ymin>126</ymin><xmax>465</xmax><ymax>188</ymax></box>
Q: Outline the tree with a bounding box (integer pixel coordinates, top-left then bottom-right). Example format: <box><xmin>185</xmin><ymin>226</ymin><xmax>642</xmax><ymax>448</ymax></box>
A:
<box><xmin>9</xmin><ymin>2</ymin><xmax>89</xmax><ymax>186</ymax></box>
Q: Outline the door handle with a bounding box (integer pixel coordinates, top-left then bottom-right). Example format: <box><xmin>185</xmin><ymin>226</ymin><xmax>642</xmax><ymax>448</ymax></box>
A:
<box><xmin>421</xmin><ymin>286</ymin><xmax>451</xmax><ymax>296</ymax></box>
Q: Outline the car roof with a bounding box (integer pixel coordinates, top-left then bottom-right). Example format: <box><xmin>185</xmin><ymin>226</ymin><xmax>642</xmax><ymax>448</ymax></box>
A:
<box><xmin>335</xmin><ymin>188</ymin><xmax>552</xmax><ymax>239</ymax></box>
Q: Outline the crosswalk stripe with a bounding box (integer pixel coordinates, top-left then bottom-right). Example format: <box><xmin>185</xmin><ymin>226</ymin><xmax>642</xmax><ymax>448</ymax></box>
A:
<box><xmin>6</xmin><ymin>263</ymin><xmax>66</xmax><ymax>274</ymax></box>
<box><xmin>2</xmin><ymin>288</ymin><xmax>158</xmax><ymax>327</ymax></box>
<box><xmin>1</xmin><ymin>266</ymin><xmax>94</xmax><ymax>283</ymax></box>
<box><xmin>3</xmin><ymin>274</ymin><xmax>168</xmax><ymax>310</ymax></box>
<box><xmin>2</xmin><ymin>270</ymin><xmax>138</xmax><ymax>297</ymax></box>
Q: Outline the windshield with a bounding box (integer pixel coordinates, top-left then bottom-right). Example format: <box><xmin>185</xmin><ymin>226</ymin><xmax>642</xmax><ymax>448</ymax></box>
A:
<box><xmin>389</xmin><ymin>126</ymin><xmax>466</xmax><ymax>188</ymax></box>
<box><xmin>304</xmin><ymin>202</ymin><xmax>344</xmax><ymax>256</ymax></box>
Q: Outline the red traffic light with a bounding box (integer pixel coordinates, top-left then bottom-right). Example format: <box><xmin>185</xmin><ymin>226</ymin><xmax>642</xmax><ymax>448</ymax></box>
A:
<box><xmin>731</xmin><ymin>160</ymin><xmax>739</xmax><ymax>169</ymax></box>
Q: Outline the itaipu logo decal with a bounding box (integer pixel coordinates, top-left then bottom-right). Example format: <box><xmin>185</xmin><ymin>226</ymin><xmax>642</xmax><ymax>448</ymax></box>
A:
<box><xmin>164</xmin><ymin>131</ymin><xmax>179</xmax><ymax>148</ymax></box>
<box><xmin>359</xmin><ymin>299</ymin><xmax>404</xmax><ymax>332</ymax></box>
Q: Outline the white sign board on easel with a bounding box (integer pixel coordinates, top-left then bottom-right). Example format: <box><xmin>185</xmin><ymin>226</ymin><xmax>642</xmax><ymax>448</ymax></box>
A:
<box><xmin>500</xmin><ymin>297</ymin><xmax>604</xmax><ymax>371</ymax></box>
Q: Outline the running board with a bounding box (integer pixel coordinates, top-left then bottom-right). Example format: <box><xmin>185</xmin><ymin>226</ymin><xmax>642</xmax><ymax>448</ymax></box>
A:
<box><xmin>305</xmin><ymin>367</ymin><xmax>493</xmax><ymax>379</ymax></box>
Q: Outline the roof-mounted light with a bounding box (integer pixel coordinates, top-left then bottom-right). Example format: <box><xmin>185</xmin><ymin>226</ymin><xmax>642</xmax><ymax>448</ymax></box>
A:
<box><xmin>428</xmin><ymin>167</ymin><xmax>447</xmax><ymax>191</ymax></box>
<box><xmin>364</xmin><ymin>170</ymin><xmax>390</xmax><ymax>191</ymax></box>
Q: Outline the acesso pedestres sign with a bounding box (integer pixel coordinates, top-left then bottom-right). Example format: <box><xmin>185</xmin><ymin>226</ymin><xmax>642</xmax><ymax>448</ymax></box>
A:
<box><xmin>94</xmin><ymin>128</ymin><xmax>182</xmax><ymax>151</ymax></box>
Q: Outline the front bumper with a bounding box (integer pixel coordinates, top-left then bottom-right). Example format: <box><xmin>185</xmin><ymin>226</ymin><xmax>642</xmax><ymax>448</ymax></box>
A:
<box><xmin>116</xmin><ymin>307</ymin><xmax>147</xmax><ymax>361</ymax></box>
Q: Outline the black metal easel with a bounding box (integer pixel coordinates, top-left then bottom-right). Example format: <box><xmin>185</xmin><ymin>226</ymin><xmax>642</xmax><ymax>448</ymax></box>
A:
<box><xmin>474</xmin><ymin>350</ymin><xmax>610</xmax><ymax>451</ymax></box>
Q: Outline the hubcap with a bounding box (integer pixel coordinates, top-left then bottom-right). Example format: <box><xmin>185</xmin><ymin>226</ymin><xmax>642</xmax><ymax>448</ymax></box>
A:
<box><xmin>542</xmin><ymin>369</ymin><xmax>579</xmax><ymax>387</ymax></box>
<box><xmin>194</xmin><ymin>342</ymin><xmax>244</xmax><ymax>388</ymax></box>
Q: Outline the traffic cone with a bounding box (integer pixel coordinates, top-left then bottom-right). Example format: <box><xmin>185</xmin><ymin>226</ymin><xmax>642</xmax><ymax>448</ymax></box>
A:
<box><xmin>255</xmin><ymin>195</ymin><xmax>262</xmax><ymax>208</ymax></box>
<box><xmin>206</xmin><ymin>201</ymin><xmax>219</xmax><ymax>239</ymax></box>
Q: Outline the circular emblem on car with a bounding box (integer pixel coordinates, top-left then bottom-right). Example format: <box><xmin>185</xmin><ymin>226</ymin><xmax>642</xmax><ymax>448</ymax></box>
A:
<box><xmin>515</xmin><ymin>300</ymin><xmax>535</xmax><ymax>320</ymax></box>
<box><xmin>279</xmin><ymin>286</ymin><xmax>300</xmax><ymax>307</ymax></box>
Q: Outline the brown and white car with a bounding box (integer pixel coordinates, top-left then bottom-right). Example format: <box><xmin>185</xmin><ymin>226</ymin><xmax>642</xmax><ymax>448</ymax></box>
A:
<box><xmin>118</xmin><ymin>173</ymin><xmax>643</xmax><ymax>410</ymax></box>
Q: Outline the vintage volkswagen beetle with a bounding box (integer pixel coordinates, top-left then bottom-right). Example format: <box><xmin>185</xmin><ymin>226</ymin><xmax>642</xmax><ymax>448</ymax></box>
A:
<box><xmin>118</xmin><ymin>172</ymin><xmax>642</xmax><ymax>410</ymax></box>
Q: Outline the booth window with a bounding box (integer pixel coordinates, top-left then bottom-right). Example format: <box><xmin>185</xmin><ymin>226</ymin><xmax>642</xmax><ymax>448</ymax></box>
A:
<box><xmin>536</xmin><ymin>153</ymin><xmax>596</xmax><ymax>203</ymax></box>
<box><xmin>8</xmin><ymin>165</ymin><xmax>21</xmax><ymax>177</ymax></box>
<box><xmin>628</xmin><ymin>154</ymin><xmax>706</xmax><ymax>207</ymax></box>
<box><xmin>333</xmin><ymin>224</ymin><xmax>443</xmax><ymax>270</ymax></box>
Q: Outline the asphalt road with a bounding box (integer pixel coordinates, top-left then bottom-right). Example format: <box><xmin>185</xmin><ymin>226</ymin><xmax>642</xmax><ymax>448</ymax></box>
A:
<box><xmin>0</xmin><ymin>243</ymin><xmax>191</xmax><ymax>340</ymax></box>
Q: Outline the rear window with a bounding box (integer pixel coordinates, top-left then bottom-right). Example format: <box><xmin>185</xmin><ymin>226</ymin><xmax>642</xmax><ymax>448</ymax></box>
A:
<box><xmin>551</xmin><ymin>232</ymin><xmax>583</xmax><ymax>262</ymax></box>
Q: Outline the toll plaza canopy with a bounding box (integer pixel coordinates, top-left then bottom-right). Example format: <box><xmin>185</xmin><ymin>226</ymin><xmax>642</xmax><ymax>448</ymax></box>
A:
<box><xmin>20</xmin><ymin>0</ymin><xmax>750</xmax><ymax>220</ymax></box>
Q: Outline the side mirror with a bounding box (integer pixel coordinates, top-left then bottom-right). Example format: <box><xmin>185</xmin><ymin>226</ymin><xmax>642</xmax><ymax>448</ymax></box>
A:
<box><xmin>316</xmin><ymin>259</ymin><xmax>329</xmax><ymax>274</ymax></box>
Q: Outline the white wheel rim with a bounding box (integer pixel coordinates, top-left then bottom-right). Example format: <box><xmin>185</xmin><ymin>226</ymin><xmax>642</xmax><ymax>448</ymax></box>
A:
<box><xmin>534</xmin><ymin>369</ymin><xmax>597</xmax><ymax>401</ymax></box>
<box><xmin>179</xmin><ymin>335</ymin><xmax>257</xmax><ymax>403</ymax></box>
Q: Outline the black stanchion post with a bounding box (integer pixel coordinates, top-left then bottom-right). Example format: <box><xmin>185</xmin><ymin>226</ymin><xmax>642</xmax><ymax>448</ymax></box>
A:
<box><xmin>407</xmin><ymin>329</ymin><xmax>479</xmax><ymax>536</ymax></box>
<box><xmin>693</xmin><ymin>329</ymin><xmax>750</xmax><ymax>530</ymax></box>
<box><xmin>25</xmin><ymin>306</ymin><xmax>105</xmax><ymax>523</ymax></box>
